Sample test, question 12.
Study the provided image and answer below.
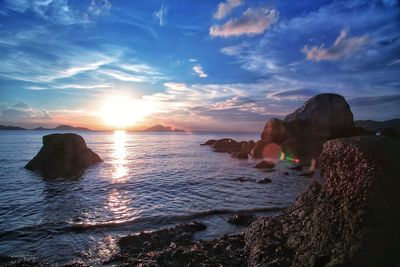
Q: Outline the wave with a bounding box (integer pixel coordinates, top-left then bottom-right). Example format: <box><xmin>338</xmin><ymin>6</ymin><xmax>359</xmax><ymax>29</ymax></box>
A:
<box><xmin>69</xmin><ymin>206</ymin><xmax>288</xmax><ymax>231</ymax></box>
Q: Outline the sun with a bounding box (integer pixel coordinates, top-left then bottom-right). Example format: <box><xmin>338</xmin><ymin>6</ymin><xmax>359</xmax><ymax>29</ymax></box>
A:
<box><xmin>100</xmin><ymin>96</ymin><xmax>156</xmax><ymax>128</ymax></box>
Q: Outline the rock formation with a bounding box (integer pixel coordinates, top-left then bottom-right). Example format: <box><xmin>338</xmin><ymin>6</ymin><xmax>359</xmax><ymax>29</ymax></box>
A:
<box><xmin>25</xmin><ymin>133</ymin><xmax>102</xmax><ymax>178</ymax></box>
<box><xmin>245</xmin><ymin>136</ymin><xmax>400</xmax><ymax>266</ymax></box>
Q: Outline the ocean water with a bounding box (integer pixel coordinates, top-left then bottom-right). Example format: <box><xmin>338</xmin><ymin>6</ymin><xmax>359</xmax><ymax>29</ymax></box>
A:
<box><xmin>0</xmin><ymin>130</ymin><xmax>314</xmax><ymax>264</ymax></box>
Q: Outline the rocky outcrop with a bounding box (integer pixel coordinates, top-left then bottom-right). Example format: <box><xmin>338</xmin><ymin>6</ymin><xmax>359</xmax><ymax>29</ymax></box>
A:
<box><xmin>228</xmin><ymin>214</ymin><xmax>257</xmax><ymax>226</ymax></box>
<box><xmin>255</xmin><ymin>160</ymin><xmax>275</xmax><ymax>169</ymax></box>
<box><xmin>245</xmin><ymin>136</ymin><xmax>400</xmax><ymax>266</ymax></box>
<box><xmin>109</xmin><ymin>222</ymin><xmax>246</xmax><ymax>266</ymax></box>
<box><xmin>25</xmin><ymin>133</ymin><xmax>102</xmax><ymax>178</ymax></box>
<box><xmin>284</xmin><ymin>93</ymin><xmax>355</xmax><ymax>137</ymax></box>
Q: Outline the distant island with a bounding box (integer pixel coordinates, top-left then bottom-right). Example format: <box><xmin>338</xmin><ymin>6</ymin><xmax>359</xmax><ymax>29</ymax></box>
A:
<box><xmin>0</xmin><ymin>124</ymin><xmax>91</xmax><ymax>131</ymax></box>
<box><xmin>142</xmin><ymin>124</ymin><xmax>185</xmax><ymax>132</ymax></box>
<box><xmin>355</xmin><ymin>119</ymin><xmax>400</xmax><ymax>132</ymax></box>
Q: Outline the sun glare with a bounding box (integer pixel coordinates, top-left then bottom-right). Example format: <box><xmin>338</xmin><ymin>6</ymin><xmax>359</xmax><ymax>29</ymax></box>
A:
<box><xmin>100</xmin><ymin>96</ymin><xmax>157</xmax><ymax>128</ymax></box>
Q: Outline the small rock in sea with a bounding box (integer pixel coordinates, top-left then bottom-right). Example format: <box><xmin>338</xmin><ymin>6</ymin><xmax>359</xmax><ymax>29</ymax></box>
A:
<box><xmin>255</xmin><ymin>160</ymin><xmax>275</xmax><ymax>169</ymax></box>
<box><xmin>201</xmin><ymin>139</ymin><xmax>217</xmax><ymax>146</ymax></box>
<box><xmin>231</xmin><ymin>151</ymin><xmax>249</xmax><ymax>159</ymax></box>
<box><xmin>290</xmin><ymin>164</ymin><xmax>303</xmax><ymax>171</ymax></box>
<box><xmin>263</xmin><ymin>169</ymin><xmax>276</xmax><ymax>173</ymax></box>
<box><xmin>25</xmin><ymin>133</ymin><xmax>102</xmax><ymax>178</ymax></box>
<box><xmin>283</xmin><ymin>171</ymin><xmax>289</xmax><ymax>175</ymax></box>
<box><xmin>299</xmin><ymin>171</ymin><xmax>315</xmax><ymax>177</ymax></box>
<box><xmin>232</xmin><ymin>177</ymin><xmax>256</xmax><ymax>182</ymax></box>
<box><xmin>228</xmin><ymin>214</ymin><xmax>257</xmax><ymax>226</ymax></box>
<box><xmin>257</xmin><ymin>178</ymin><xmax>272</xmax><ymax>184</ymax></box>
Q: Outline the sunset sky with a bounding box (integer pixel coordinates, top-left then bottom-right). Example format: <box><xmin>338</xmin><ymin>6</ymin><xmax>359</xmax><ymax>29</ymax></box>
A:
<box><xmin>0</xmin><ymin>0</ymin><xmax>399</xmax><ymax>131</ymax></box>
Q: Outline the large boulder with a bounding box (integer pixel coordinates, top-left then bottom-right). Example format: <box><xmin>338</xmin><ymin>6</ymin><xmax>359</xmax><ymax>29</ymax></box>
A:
<box><xmin>284</xmin><ymin>93</ymin><xmax>355</xmax><ymax>137</ymax></box>
<box><xmin>260</xmin><ymin>118</ymin><xmax>291</xmax><ymax>144</ymax></box>
<box><xmin>25</xmin><ymin>133</ymin><xmax>102</xmax><ymax>178</ymax></box>
<box><xmin>245</xmin><ymin>136</ymin><xmax>400</xmax><ymax>266</ymax></box>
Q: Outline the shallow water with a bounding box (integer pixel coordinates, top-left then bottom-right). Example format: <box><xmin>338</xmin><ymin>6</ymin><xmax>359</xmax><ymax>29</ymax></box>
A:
<box><xmin>0</xmin><ymin>130</ymin><xmax>314</xmax><ymax>264</ymax></box>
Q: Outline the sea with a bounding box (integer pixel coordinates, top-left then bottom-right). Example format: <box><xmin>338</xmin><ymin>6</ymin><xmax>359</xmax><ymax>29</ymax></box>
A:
<box><xmin>0</xmin><ymin>130</ymin><xmax>315</xmax><ymax>265</ymax></box>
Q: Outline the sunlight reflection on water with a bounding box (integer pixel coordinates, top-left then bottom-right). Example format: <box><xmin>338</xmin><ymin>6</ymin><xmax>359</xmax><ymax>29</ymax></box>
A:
<box><xmin>112</xmin><ymin>130</ymin><xmax>128</xmax><ymax>182</ymax></box>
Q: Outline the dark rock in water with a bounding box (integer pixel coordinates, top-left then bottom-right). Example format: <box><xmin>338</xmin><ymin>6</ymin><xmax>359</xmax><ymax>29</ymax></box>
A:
<box><xmin>298</xmin><ymin>170</ymin><xmax>315</xmax><ymax>177</ymax></box>
<box><xmin>255</xmin><ymin>160</ymin><xmax>275</xmax><ymax>169</ymax></box>
<box><xmin>283</xmin><ymin>171</ymin><xmax>289</xmax><ymax>175</ymax></box>
<box><xmin>232</xmin><ymin>177</ymin><xmax>256</xmax><ymax>182</ymax></box>
<box><xmin>25</xmin><ymin>133</ymin><xmax>102</xmax><ymax>178</ymax></box>
<box><xmin>381</xmin><ymin>127</ymin><xmax>400</xmax><ymax>140</ymax></box>
<box><xmin>228</xmin><ymin>214</ymin><xmax>257</xmax><ymax>226</ymax></box>
<box><xmin>246</xmin><ymin>140</ymin><xmax>256</xmax><ymax>153</ymax></box>
<box><xmin>109</xmin><ymin>222</ymin><xmax>246</xmax><ymax>266</ymax></box>
<box><xmin>261</xmin><ymin>118</ymin><xmax>291</xmax><ymax>144</ymax></box>
<box><xmin>290</xmin><ymin>164</ymin><xmax>303</xmax><ymax>171</ymax></box>
<box><xmin>257</xmin><ymin>178</ymin><xmax>272</xmax><ymax>184</ymax></box>
<box><xmin>284</xmin><ymin>93</ymin><xmax>355</xmax><ymax>137</ymax></box>
<box><xmin>201</xmin><ymin>139</ymin><xmax>217</xmax><ymax>146</ymax></box>
<box><xmin>245</xmin><ymin>136</ymin><xmax>400</xmax><ymax>267</ymax></box>
<box><xmin>212</xmin><ymin>138</ymin><xmax>240</xmax><ymax>152</ymax></box>
<box><xmin>231</xmin><ymin>150</ymin><xmax>249</xmax><ymax>159</ymax></box>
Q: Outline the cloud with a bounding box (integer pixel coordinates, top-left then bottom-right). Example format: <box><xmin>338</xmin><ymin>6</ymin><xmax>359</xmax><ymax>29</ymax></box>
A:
<box><xmin>302</xmin><ymin>29</ymin><xmax>369</xmax><ymax>61</ymax></box>
<box><xmin>213</xmin><ymin>0</ymin><xmax>243</xmax><ymax>20</ymax></box>
<box><xmin>210</xmin><ymin>7</ymin><xmax>278</xmax><ymax>37</ymax></box>
<box><xmin>153</xmin><ymin>5</ymin><xmax>168</xmax><ymax>26</ymax></box>
<box><xmin>348</xmin><ymin>94</ymin><xmax>400</xmax><ymax>107</ymax></box>
<box><xmin>88</xmin><ymin>0</ymin><xmax>111</xmax><ymax>16</ymax></box>
<box><xmin>268</xmin><ymin>89</ymin><xmax>320</xmax><ymax>100</ymax></box>
<box><xmin>0</xmin><ymin>103</ymin><xmax>52</xmax><ymax>125</ymax></box>
<box><xmin>193</xmin><ymin>65</ymin><xmax>208</xmax><ymax>78</ymax></box>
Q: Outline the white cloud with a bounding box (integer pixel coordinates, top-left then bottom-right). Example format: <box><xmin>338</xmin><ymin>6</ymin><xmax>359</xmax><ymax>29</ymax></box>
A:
<box><xmin>213</xmin><ymin>0</ymin><xmax>243</xmax><ymax>20</ymax></box>
<box><xmin>193</xmin><ymin>65</ymin><xmax>208</xmax><ymax>78</ymax></box>
<box><xmin>153</xmin><ymin>5</ymin><xmax>168</xmax><ymax>26</ymax></box>
<box><xmin>88</xmin><ymin>0</ymin><xmax>111</xmax><ymax>16</ymax></box>
<box><xmin>302</xmin><ymin>29</ymin><xmax>369</xmax><ymax>61</ymax></box>
<box><xmin>210</xmin><ymin>7</ymin><xmax>278</xmax><ymax>37</ymax></box>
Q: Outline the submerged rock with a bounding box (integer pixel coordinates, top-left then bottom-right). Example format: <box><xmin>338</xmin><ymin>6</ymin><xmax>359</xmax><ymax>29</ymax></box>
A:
<box><xmin>25</xmin><ymin>133</ymin><xmax>102</xmax><ymax>178</ymax></box>
<box><xmin>257</xmin><ymin>178</ymin><xmax>272</xmax><ymax>184</ymax></box>
<box><xmin>201</xmin><ymin>139</ymin><xmax>217</xmax><ymax>146</ymax></box>
<box><xmin>228</xmin><ymin>214</ymin><xmax>257</xmax><ymax>226</ymax></box>
<box><xmin>245</xmin><ymin>136</ymin><xmax>400</xmax><ymax>266</ymax></box>
<box><xmin>255</xmin><ymin>160</ymin><xmax>275</xmax><ymax>169</ymax></box>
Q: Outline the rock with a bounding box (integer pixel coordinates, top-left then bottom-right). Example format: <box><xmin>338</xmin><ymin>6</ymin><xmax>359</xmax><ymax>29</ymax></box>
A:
<box><xmin>232</xmin><ymin>177</ymin><xmax>256</xmax><ymax>182</ymax></box>
<box><xmin>201</xmin><ymin>139</ymin><xmax>217</xmax><ymax>146</ymax></box>
<box><xmin>212</xmin><ymin>138</ymin><xmax>240</xmax><ymax>152</ymax></box>
<box><xmin>25</xmin><ymin>133</ymin><xmax>102</xmax><ymax>178</ymax></box>
<box><xmin>228</xmin><ymin>214</ymin><xmax>257</xmax><ymax>226</ymax></box>
<box><xmin>289</xmin><ymin>164</ymin><xmax>303</xmax><ymax>171</ymax></box>
<box><xmin>284</xmin><ymin>93</ymin><xmax>355</xmax><ymax>137</ymax></box>
<box><xmin>109</xmin><ymin>222</ymin><xmax>247</xmax><ymax>266</ymax></box>
<box><xmin>246</xmin><ymin>140</ymin><xmax>256</xmax><ymax>153</ymax></box>
<box><xmin>231</xmin><ymin>151</ymin><xmax>249</xmax><ymax>159</ymax></box>
<box><xmin>250</xmin><ymin>140</ymin><xmax>269</xmax><ymax>159</ymax></box>
<box><xmin>283</xmin><ymin>171</ymin><xmax>289</xmax><ymax>175</ymax></box>
<box><xmin>298</xmin><ymin>170</ymin><xmax>315</xmax><ymax>177</ymax></box>
<box><xmin>261</xmin><ymin>118</ymin><xmax>291</xmax><ymax>144</ymax></box>
<box><xmin>257</xmin><ymin>178</ymin><xmax>272</xmax><ymax>184</ymax></box>
<box><xmin>255</xmin><ymin>160</ymin><xmax>275</xmax><ymax>169</ymax></box>
<box><xmin>245</xmin><ymin>136</ymin><xmax>400</xmax><ymax>266</ymax></box>
<box><xmin>381</xmin><ymin>127</ymin><xmax>400</xmax><ymax>140</ymax></box>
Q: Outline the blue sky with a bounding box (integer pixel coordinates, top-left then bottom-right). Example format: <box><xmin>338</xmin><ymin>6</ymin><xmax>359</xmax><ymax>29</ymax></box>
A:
<box><xmin>0</xmin><ymin>0</ymin><xmax>399</xmax><ymax>130</ymax></box>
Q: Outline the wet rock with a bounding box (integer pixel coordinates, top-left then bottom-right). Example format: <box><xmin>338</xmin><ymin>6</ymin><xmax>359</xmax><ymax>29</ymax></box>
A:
<box><xmin>257</xmin><ymin>178</ymin><xmax>272</xmax><ymax>184</ymax></box>
<box><xmin>289</xmin><ymin>164</ymin><xmax>303</xmax><ymax>171</ymax></box>
<box><xmin>245</xmin><ymin>136</ymin><xmax>400</xmax><ymax>267</ymax></box>
<box><xmin>255</xmin><ymin>160</ymin><xmax>275</xmax><ymax>169</ymax></box>
<box><xmin>298</xmin><ymin>170</ymin><xmax>315</xmax><ymax>177</ymax></box>
<box><xmin>212</xmin><ymin>138</ymin><xmax>240</xmax><ymax>152</ymax></box>
<box><xmin>0</xmin><ymin>256</ymin><xmax>47</xmax><ymax>267</ymax></box>
<box><xmin>246</xmin><ymin>140</ymin><xmax>256</xmax><ymax>154</ymax></box>
<box><xmin>231</xmin><ymin>150</ymin><xmax>249</xmax><ymax>159</ymax></box>
<box><xmin>283</xmin><ymin>171</ymin><xmax>289</xmax><ymax>175</ymax></box>
<box><xmin>110</xmin><ymin>223</ymin><xmax>247</xmax><ymax>266</ymax></box>
<box><xmin>232</xmin><ymin>177</ymin><xmax>256</xmax><ymax>182</ymax></box>
<box><xmin>228</xmin><ymin>214</ymin><xmax>257</xmax><ymax>226</ymax></box>
<box><xmin>201</xmin><ymin>139</ymin><xmax>217</xmax><ymax>146</ymax></box>
<box><xmin>25</xmin><ymin>133</ymin><xmax>102</xmax><ymax>178</ymax></box>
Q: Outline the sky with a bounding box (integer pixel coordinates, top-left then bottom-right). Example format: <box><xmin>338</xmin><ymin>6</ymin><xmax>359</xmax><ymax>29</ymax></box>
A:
<box><xmin>0</xmin><ymin>0</ymin><xmax>399</xmax><ymax>131</ymax></box>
